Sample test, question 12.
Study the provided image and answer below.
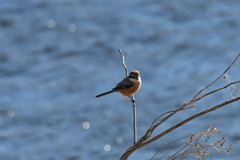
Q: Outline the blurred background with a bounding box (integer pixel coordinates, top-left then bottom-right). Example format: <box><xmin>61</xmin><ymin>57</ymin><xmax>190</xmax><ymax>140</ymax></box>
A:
<box><xmin>0</xmin><ymin>0</ymin><xmax>240</xmax><ymax>159</ymax></box>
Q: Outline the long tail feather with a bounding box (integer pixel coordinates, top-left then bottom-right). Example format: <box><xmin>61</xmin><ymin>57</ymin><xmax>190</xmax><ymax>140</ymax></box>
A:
<box><xmin>96</xmin><ymin>90</ymin><xmax>115</xmax><ymax>98</ymax></box>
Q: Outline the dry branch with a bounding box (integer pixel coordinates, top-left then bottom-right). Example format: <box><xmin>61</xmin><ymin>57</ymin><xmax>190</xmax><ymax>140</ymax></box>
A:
<box><xmin>120</xmin><ymin>96</ymin><xmax>240</xmax><ymax>160</ymax></box>
<box><xmin>189</xmin><ymin>54</ymin><xmax>240</xmax><ymax>102</ymax></box>
<box><xmin>119</xmin><ymin>50</ymin><xmax>128</xmax><ymax>76</ymax></box>
<box><xmin>119</xmin><ymin>49</ymin><xmax>137</xmax><ymax>144</ymax></box>
<box><xmin>119</xmin><ymin>54</ymin><xmax>240</xmax><ymax>160</ymax></box>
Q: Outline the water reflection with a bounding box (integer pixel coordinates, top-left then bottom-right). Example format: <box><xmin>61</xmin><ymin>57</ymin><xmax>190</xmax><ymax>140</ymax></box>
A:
<box><xmin>68</xmin><ymin>24</ymin><xmax>76</xmax><ymax>33</ymax></box>
<box><xmin>82</xmin><ymin>122</ymin><xmax>90</xmax><ymax>130</ymax></box>
<box><xmin>47</xmin><ymin>20</ymin><xmax>55</xmax><ymax>29</ymax></box>
<box><xmin>104</xmin><ymin>144</ymin><xmax>111</xmax><ymax>152</ymax></box>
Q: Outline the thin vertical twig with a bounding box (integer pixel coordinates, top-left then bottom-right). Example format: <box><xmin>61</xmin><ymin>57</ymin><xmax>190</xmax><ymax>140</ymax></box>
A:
<box><xmin>119</xmin><ymin>50</ymin><xmax>128</xmax><ymax>76</ymax></box>
<box><xmin>119</xmin><ymin>49</ymin><xmax>137</xmax><ymax>144</ymax></box>
<box><xmin>130</xmin><ymin>95</ymin><xmax>137</xmax><ymax>144</ymax></box>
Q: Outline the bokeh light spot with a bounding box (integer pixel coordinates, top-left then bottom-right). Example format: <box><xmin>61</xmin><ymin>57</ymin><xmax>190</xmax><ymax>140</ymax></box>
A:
<box><xmin>47</xmin><ymin>20</ymin><xmax>55</xmax><ymax>28</ymax></box>
<box><xmin>104</xmin><ymin>144</ymin><xmax>111</xmax><ymax>151</ymax></box>
<box><xmin>8</xmin><ymin>110</ymin><xmax>15</xmax><ymax>117</ymax></box>
<box><xmin>116</xmin><ymin>137</ymin><xmax>123</xmax><ymax>144</ymax></box>
<box><xmin>68</xmin><ymin>24</ymin><xmax>76</xmax><ymax>33</ymax></box>
<box><xmin>82</xmin><ymin>122</ymin><xmax>90</xmax><ymax>129</ymax></box>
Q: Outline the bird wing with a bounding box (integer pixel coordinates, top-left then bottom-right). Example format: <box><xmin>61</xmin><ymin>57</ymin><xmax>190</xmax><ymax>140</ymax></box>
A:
<box><xmin>112</xmin><ymin>76</ymin><xmax>133</xmax><ymax>91</ymax></box>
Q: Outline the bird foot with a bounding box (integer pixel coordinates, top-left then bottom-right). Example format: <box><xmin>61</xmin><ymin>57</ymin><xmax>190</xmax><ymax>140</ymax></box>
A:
<box><xmin>129</xmin><ymin>96</ymin><xmax>135</xmax><ymax>103</ymax></box>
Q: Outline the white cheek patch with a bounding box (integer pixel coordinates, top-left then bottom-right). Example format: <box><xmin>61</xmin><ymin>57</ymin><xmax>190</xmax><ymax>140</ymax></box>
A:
<box><xmin>129</xmin><ymin>77</ymin><xmax>141</xmax><ymax>83</ymax></box>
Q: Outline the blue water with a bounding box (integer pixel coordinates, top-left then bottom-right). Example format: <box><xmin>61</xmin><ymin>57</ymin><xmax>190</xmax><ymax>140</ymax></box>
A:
<box><xmin>0</xmin><ymin>0</ymin><xmax>240</xmax><ymax>159</ymax></box>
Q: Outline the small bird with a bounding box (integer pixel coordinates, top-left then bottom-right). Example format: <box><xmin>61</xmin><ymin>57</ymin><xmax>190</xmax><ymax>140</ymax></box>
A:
<box><xmin>96</xmin><ymin>70</ymin><xmax>141</xmax><ymax>98</ymax></box>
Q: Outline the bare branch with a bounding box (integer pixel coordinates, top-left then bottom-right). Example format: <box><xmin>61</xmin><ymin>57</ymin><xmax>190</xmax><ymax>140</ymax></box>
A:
<box><xmin>141</xmin><ymin>54</ymin><xmax>240</xmax><ymax>145</ymax></box>
<box><xmin>120</xmin><ymin>96</ymin><xmax>240</xmax><ymax>160</ymax></box>
<box><xmin>119</xmin><ymin>49</ymin><xmax>137</xmax><ymax>144</ymax></box>
<box><xmin>143</xmin><ymin>96</ymin><xmax>240</xmax><ymax>147</ymax></box>
<box><xmin>119</xmin><ymin>54</ymin><xmax>240</xmax><ymax>160</ymax></box>
<box><xmin>130</xmin><ymin>95</ymin><xmax>137</xmax><ymax>144</ymax></box>
<box><xmin>119</xmin><ymin>50</ymin><xmax>128</xmax><ymax>76</ymax></box>
<box><xmin>188</xmin><ymin>80</ymin><xmax>240</xmax><ymax>105</ymax></box>
<box><xmin>151</xmin><ymin>105</ymin><xmax>196</xmax><ymax>126</ymax></box>
<box><xmin>189</xmin><ymin>54</ymin><xmax>240</xmax><ymax>102</ymax></box>
<box><xmin>151</xmin><ymin>135</ymin><xmax>191</xmax><ymax>160</ymax></box>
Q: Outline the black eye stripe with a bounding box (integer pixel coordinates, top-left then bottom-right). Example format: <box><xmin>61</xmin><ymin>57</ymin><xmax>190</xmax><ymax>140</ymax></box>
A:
<box><xmin>129</xmin><ymin>75</ymin><xmax>138</xmax><ymax>79</ymax></box>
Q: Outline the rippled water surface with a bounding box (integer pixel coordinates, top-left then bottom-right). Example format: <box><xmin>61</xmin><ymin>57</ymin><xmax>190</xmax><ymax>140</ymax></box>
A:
<box><xmin>0</xmin><ymin>0</ymin><xmax>240</xmax><ymax>159</ymax></box>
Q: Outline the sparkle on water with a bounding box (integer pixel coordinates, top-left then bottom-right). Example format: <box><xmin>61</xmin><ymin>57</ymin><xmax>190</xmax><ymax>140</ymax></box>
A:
<box><xmin>104</xmin><ymin>144</ymin><xmax>111</xmax><ymax>152</ymax></box>
<box><xmin>68</xmin><ymin>24</ymin><xmax>76</xmax><ymax>33</ymax></box>
<box><xmin>115</xmin><ymin>137</ymin><xmax>123</xmax><ymax>144</ymax></box>
<box><xmin>82</xmin><ymin>122</ymin><xmax>90</xmax><ymax>129</ymax></box>
<box><xmin>46</xmin><ymin>20</ymin><xmax>55</xmax><ymax>28</ymax></box>
<box><xmin>8</xmin><ymin>110</ymin><xmax>15</xmax><ymax>117</ymax></box>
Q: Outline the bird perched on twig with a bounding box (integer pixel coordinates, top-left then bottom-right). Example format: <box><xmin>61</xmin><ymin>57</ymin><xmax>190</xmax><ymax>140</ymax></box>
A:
<box><xmin>96</xmin><ymin>70</ymin><xmax>141</xmax><ymax>98</ymax></box>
